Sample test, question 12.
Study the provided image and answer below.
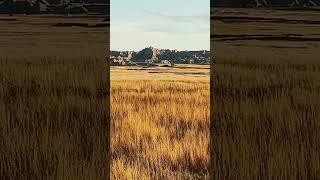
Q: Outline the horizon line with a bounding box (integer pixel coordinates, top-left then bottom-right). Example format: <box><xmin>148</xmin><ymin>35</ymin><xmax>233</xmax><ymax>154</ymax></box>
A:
<box><xmin>110</xmin><ymin>47</ymin><xmax>210</xmax><ymax>52</ymax></box>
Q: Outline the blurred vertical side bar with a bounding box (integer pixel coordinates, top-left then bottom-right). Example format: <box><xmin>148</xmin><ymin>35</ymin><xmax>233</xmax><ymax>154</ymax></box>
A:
<box><xmin>0</xmin><ymin>0</ymin><xmax>110</xmax><ymax>179</ymax></box>
<box><xmin>208</xmin><ymin>0</ymin><xmax>214</xmax><ymax>179</ymax></box>
<box><xmin>210</xmin><ymin>0</ymin><xmax>320</xmax><ymax>179</ymax></box>
<box><xmin>209</xmin><ymin>0</ymin><xmax>215</xmax><ymax>179</ymax></box>
<box><xmin>106</xmin><ymin>3</ymin><xmax>111</xmax><ymax>177</ymax></box>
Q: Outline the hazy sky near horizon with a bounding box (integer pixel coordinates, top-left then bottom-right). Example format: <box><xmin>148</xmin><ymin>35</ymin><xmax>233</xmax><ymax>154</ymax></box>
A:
<box><xmin>111</xmin><ymin>0</ymin><xmax>210</xmax><ymax>51</ymax></box>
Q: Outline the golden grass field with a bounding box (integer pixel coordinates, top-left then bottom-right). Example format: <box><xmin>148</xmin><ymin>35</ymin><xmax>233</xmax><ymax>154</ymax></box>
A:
<box><xmin>211</xmin><ymin>57</ymin><xmax>320</xmax><ymax>179</ymax></box>
<box><xmin>110</xmin><ymin>65</ymin><xmax>210</xmax><ymax>179</ymax></box>
<box><xmin>0</xmin><ymin>15</ymin><xmax>109</xmax><ymax>179</ymax></box>
<box><xmin>211</xmin><ymin>8</ymin><xmax>320</xmax><ymax>179</ymax></box>
<box><xmin>0</xmin><ymin>56</ymin><xmax>109</xmax><ymax>179</ymax></box>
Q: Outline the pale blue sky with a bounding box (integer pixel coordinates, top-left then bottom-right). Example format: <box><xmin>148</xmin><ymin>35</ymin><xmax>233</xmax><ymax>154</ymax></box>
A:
<box><xmin>110</xmin><ymin>0</ymin><xmax>210</xmax><ymax>51</ymax></box>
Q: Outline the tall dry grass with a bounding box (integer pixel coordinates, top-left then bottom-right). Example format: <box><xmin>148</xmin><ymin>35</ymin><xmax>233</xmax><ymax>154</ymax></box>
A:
<box><xmin>0</xmin><ymin>56</ymin><xmax>109</xmax><ymax>179</ymax></box>
<box><xmin>211</xmin><ymin>57</ymin><xmax>320</xmax><ymax>179</ymax></box>
<box><xmin>111</xmin><ymin>79</ymin><xmax>210</xmax><ymax>179</ymax></box>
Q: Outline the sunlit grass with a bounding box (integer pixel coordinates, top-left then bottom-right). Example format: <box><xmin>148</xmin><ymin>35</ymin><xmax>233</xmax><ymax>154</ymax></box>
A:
<box><xmin>111</xmin><ymin>66</ymin><xmax>210</xmax><ymax>179</ymax></box>
<box><xmin>0</xmin><ymin>57</ymin><xmax>108</xmax><ymax>179</ymax></box>
<box><xmin>211</xmin><ymin>58</ymin><xmax>320</xmax><ymax>179</ymax></box>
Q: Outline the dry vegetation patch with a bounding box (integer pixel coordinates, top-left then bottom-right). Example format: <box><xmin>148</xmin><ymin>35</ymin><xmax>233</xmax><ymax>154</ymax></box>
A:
<box><xmin>0</xmin><ymin>57</ymin><xmax>109</xmax><ymax>179</ymax></box>
<box><xmin>111</xmin><ymin>67</ymin><xmax>210</xmax><ymax>179</ymax></box>
<box><xmin>211</xmin><ymin>57</ymin><xmax>320</xmax><ymax>179</ymax></box>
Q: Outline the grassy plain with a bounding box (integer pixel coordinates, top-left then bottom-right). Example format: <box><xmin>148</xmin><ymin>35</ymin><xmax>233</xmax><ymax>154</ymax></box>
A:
<box><xmin>211</xmin><ymin>8</ymin><xmax>320</xmax><ymax>179</ymax></box>
<box><xmin>0</xmin><ymin>15</ymin><xmax>107</xmax><ymax>57</ymax></box>
<box><xmin>111</xmin><ymin>65</ymin><xmax>210</xmax><ymax>179</ymax></box>
<box><xmin>0</xmin><ymin>15</ymin><xmax>109</xmax><ymax>179</ymax></box>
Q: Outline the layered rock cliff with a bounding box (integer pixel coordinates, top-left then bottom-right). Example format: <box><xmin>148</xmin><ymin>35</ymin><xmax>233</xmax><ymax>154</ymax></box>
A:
<box><xmin>110</xmin><ymin>47</ymin><xmax>210</xmax><ymax>66</ymax></box>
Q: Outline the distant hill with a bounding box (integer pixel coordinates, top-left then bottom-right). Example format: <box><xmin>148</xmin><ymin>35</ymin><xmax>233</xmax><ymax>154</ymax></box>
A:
<box><xmin>110</xmin><ymin>47</ymin><xmax>210</xmax><ymax>66</ymax></box>
<box><xmin>211</xmin><ymin>0</ymin><xmax>320</xmax><ymax>7</ymax></box>
<box><xmin>0</xmin><ymin>0</ymin><xmax>109</xmax><ymax>14</ymax></box>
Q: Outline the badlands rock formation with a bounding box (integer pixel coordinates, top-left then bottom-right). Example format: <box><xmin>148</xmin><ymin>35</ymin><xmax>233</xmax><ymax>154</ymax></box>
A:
<box><xmin>110</xmin><ymin>47</ymin><xmax>210</xmax><ymax>66</ymax></box>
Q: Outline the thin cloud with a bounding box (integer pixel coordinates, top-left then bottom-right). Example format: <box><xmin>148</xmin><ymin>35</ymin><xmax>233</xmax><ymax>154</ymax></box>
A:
<box><xmin>142</xmin><ymin>9</ymin><xmax>209</xmax><ymax>23</ymax></box>
<box><xmin>112</xmin><ymin>21</ymin><xmax>178</xmax><ymax>35</ymax></box>
<box><xmin>112</xmin><ymin>19</ymin><xmax>208</xmax><ymax>40</ymax></box>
